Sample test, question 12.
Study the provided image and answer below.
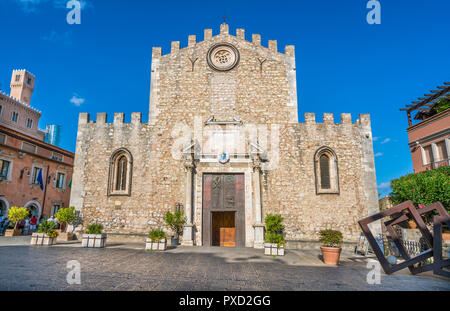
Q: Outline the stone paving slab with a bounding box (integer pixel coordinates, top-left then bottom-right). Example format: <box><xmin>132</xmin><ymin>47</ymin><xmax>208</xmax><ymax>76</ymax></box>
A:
<box><xmin>0</xmin><ymin>237</ymin><xmax>448</xmax><ymax>291</ymax></box>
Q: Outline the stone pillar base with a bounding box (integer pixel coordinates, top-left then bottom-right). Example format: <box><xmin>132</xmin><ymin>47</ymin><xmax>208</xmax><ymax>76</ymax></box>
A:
<box><xmin>253</xmin><ymin>223</ymin><xmax>265</xmax><ymax>249</ymax></box>
<box><xmin>181</xmin><ymin>223</ymin><xmax>194</xmax><ymax>246</ymax></box>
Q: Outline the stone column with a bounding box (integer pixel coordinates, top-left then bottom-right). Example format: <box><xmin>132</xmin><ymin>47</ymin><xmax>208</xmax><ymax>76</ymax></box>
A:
<box><xmin>181</xmin><ymin>160</ymin><xmax>194</xmax><ymax>246</ymax></box>
<box><xmin>252</xmin><ymin>157</ymin><xmax>264</xmax><ymax>249</ymax></box>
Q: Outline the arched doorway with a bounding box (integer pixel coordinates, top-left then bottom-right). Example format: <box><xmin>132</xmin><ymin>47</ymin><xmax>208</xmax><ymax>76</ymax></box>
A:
<box><xmin>0</xmin><ymin>198</ymin><xmax>9</xmax><ymax>217</ymax></box>
<box><xmin>24</xmin><ymin>201</ymin><xmax>41</xmax><ymax>219</ymax></box>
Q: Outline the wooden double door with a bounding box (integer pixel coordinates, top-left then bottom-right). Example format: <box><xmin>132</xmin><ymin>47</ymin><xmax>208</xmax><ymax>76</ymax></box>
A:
<box><xmin>202</xmin><ymin>174</ymin><xmax>245</xmax><ymax>247</ymax></box>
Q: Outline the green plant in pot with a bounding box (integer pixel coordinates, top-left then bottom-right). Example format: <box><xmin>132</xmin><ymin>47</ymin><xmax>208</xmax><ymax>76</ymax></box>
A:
<box><xmin>148</xmin><ymin>229</ymin><xmax>166</xmax><ymax>242</ymax></box>
<box><xmin>55</xmin><ymin>207</ymin><xmax>77</xmax><ymax>240</ymax></box>
<box><xmin>264</xmin><ymin>214</ymin><xmax>286</xmax><ymax>256</ymax></box>
<box><xmin>164</xmin><ymin>210</ymin><xmax>186</xmax><ymax>246</ymax></box>
<box><xmin>37</xmin><ymin>220</ymin><xmax>59</xmax><ymax>238</ymax></box>
<box><xmin>319</xmin><ymin>229</ymin><xmax>343</xmax><ymax>265</ymax></box>
<box><xmin>85</xmin><ymin>223</ymin><xmax>104</xmax><ymax>234</ymax></box>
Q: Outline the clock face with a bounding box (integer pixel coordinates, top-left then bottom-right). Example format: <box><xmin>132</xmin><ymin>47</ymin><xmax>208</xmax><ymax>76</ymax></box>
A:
<box><xmin>207</xmin><ymin>43</ymin><xmax>240</xmax><ymax>71</ymax></box>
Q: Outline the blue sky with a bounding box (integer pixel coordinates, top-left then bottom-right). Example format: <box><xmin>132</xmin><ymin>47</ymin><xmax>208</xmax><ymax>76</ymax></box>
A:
<box><xmin>0</xmin><ymin>0</ymin><xmax>449</xmax><ymax>196</ymax></box>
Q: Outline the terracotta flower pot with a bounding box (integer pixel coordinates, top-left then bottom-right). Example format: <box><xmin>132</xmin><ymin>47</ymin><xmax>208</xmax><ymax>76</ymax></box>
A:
<box><xmin>320</xmin><ymin>246</ymin><xmax>342</xmax><ymax>265</ymax></box>
<box><xmin>442</xmin><ymin>233</ymin><xmax>450</xmax><ymax>241</ymax></box>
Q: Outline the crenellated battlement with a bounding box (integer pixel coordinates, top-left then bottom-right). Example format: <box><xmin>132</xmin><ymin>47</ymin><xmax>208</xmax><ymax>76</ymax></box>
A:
<box><xmin>78</xmin><ymin>112</ymin><xmax>144</xmax><ymax>125</ymax></box>
<box><xmin>302</xmin><ymin>113</ymin><xmax>371</xmax><ymax>127</ymax></box>
<box><xmin>151</xmin><ymin>23</ymin><xmax>295</xmax><ymax>57</ymax></box>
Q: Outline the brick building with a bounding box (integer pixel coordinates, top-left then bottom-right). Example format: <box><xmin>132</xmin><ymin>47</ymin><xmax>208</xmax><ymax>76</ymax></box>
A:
<box><xmin>70</xmin><ymin>24</ymin><xmax>380</xmax><ymax>248</ymax></box>
<box><xmin>401</xmin><ymin>82</ymin><xmax>450</xmax><ymax>173</ymax></box>
<box><xmin>0</xmin><ymin>70</ymin><xmax>74</xmax><ymax>220</ymax></box>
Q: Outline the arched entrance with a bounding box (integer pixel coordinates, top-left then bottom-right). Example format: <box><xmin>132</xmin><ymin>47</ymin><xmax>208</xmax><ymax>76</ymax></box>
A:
<box><xmin>24</xmin><ymin>201</ymin><xmax>41</xmax><ymax>219</ymax></box>
<box><xmin>0</xmin><ymin>198</ymin><xmax>9</xmax><ymax>217</ymax></box>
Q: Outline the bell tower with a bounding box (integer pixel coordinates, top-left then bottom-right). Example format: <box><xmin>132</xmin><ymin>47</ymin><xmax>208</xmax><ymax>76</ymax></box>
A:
<box><xmin>10</xmin><ymin>69</ymin><xmax>35</xmax><ymax>106</ymax></box>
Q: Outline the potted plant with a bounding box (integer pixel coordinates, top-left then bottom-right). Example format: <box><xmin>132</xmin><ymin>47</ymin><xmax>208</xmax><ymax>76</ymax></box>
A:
<box><xmin>164</xmin><ymin>210</ymin><xmax>186</xmax><ymax>246</ymax></box>
<box><xmin>82</xmin><ymin>223</ymin><xmax>106</xmax><ymax>248</ymax></box>
<box><xmin>263</xmin><ymin>214</ymin><xmax>286</xmax><ymax>256</ymax></box>
<box><xmin>146</xmin><ymin>229</ymin><xmax>167</xmax><ymax>251</ymax></box>
<box><xmin>319</xmin><ymin>229</ymin><xmax>343</xmax><ymax>265</ymax></box>
<box><xmin>5</xmin><ymin>206</ymin><xmax>29</xmax><ymax>236</ymax></box>
<box><xmin>55</xmin><ymin>206</ymin><xmax>77</xmax><ymax>241</ymax></box>
<box><xmin>31</xmin><ymin>220</ymin><xmax>59</xmax><ymax>246</ymax></box>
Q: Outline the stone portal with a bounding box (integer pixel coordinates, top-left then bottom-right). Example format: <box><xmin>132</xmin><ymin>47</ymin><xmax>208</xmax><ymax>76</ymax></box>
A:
<box><xmin>202</xmin><ymin>174</ymin><xmax>245</xmax><ymax>247</ymax></box>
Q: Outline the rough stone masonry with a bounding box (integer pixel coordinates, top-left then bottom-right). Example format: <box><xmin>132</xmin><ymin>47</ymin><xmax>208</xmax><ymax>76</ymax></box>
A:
<box><xmin>70</xmin><ymin>23</ymin><xmax>380</xmax><ymax>248</ymax></box>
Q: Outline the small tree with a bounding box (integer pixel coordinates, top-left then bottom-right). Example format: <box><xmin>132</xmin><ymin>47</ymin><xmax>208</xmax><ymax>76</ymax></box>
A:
<box><xmin>8</xmin><ymin>207</ymin><xmax>29</xmax><ymax>230</ymax></box>
<box><xmin>164</xmin><ymin>210</ymin><xmax>186</xmax><ymax>239</ymax></box>
<box><xmin>264</xmin><ymin>214</ymin><xmax>285</xmax><ymax>247</ymax></box>
<box><xmin>55</xmin><ymin>207</ymin><xmax>76</xmax><ymax>232</ymax></box>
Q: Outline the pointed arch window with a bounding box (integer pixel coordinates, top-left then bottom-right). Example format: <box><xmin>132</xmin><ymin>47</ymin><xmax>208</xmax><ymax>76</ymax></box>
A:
<box><xmin>108</xmin><ymin>148</ymin><xmax>133</xmax><ymax>196</ymax></box>
<box><xmin>314</xmin><ymin>147</ymin><xmax>339</xmax><ymax>194</ymax></box>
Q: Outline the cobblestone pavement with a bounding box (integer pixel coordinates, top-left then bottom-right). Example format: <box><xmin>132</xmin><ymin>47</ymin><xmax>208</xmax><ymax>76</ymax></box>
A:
<box><xmin>0</xmin><ymin>237</ymin><xmax>448</xmax><ymax>291</ymax></box>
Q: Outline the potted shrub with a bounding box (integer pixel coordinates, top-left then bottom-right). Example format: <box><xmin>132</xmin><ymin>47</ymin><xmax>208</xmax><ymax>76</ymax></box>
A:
<box><xmin>31</xmin><ymin>221</ymin><xmax>58</xmax><ymax>246</ymax></box>
<box><xmin>55</xmin><ymin>206</ymin><xmax>77</xmax><ymax>241</ymax></box>
<box><xmin>319</xmin><ymin>229</ymin><xmax>343</xmax><ymax>265</ymax></box>
<box><xmin>82</xmin><ymin>223</ymin><xmax>106</xmax><ymax>248</ymax></box>
<box><xmin>5</xmin><ymin>207</ymin><xmax>29</xmax><ymax>236</ymax></box>
<box><xmin>164</xmin><ymin>210</ymin><xmax>186</xmax><ymax>246</ymax></box>
<box><xmin>146</xmin><ymin>229</ymin><xmax>167</xmax><ymax>251</ymax></box>
<box><xmin>263</xmin><ymin>214</ymin><xmax>286</xmax><ymax>256</ymax></box>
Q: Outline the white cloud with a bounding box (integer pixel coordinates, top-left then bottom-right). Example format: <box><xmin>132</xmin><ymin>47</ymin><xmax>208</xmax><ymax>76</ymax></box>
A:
<box><xmin>14</xmin><ymin>0</ymin><xmax>93</xmax><ymax>13</ymax></box>
<box><xmin>70</xmin><ymin>93</ymin><xmax>85</xmax><ymax>106</ymax></box>
<box><xmin>372</xmin><ymin>136</ymin><xmax>379</xmax><ymax>141</ymax></box>
<box><xmin>380</xmin><ymin>138</ymin><xmax>391</xmax><ymax>144</ymax></box>
<box><xmin>41</xmin><ymin>30</ymin><xmax>72</xmax><ymax>44</ymax></box>
<box><xmin>377</xmin><ymin>182</ymin><xmax>391</xmax><ymax>191</ymax></box>
<box><xmin>374</xmin><ymin>152</ymin><xmax>383</xmax><ymax>157</ymax></box>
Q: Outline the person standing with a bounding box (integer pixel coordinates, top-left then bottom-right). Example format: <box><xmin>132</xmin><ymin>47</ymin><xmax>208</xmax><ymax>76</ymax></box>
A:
<box><xmin>29</xmin><ymin>216</ymin><xmax>37</xmax><ymax>232</ymax></box>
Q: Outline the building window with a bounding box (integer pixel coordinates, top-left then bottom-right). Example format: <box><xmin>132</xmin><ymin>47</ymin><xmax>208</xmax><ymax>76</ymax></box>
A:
<box><xmin>56</xmin><ymin>172</ymin><xmax>65</xmax><ymax>189</ymax></box>
<box><xmin>22</xmin><ymin>142</ymin><xmax>37</xmax><ymax>154</ymax></box>
<box><xmin>27</xmin><ymin>77</ymin><xmax>32</xmax><ymax>85</ymax></box>
<box><xmin>31</xmin><ymin>167</ymin><xmax>43</xmax><ymax>184</ymax></box>
<box><xmin>11</xmin><ymin>111</ymin><xmax>19</xmax><ymax>122</ymax></box>
<box><xmin>0</xmin><ymin>159</ymin><xmax>11</xmax><ymax>180</ymax></box>
<box><xmin>0</xmin><ymin>105</ymin><xmax>3</xmax><ymax>116</ymax></box>
<box><xmin>15</xmin><ymin>75</ymin><xmax>20</xmax><ymax>82</ymax></box>
<box><xmin>314</xmin><ymin>147</ymin><xmax>339</xmax><ymax>194</ymax></box>
<box><xmin>51</xmin><ymin>152</ymin><xmax>63</xmax><ymax>162</ymax></box>
<box><xmin>26</xmin><ymin>118</ymin><xmax>33</xmax><ymax>128</ymax></box>
<box><xmin>108</xmin><ymin>148</ymin><xmax>133</xmax><ymax>196</ymax></box>
<box><xmin>51</xmin><ymin>204</ymin><xmax>61</xmax><ymax>216</ymax></box>
<box><xmin>0</xmin><ymin>134</ymin><xmax>6</xmax><ymax>145</ymax></box>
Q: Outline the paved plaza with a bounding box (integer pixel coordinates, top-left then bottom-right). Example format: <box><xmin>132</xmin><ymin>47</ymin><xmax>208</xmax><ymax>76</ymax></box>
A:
<box><xmin>0</xmin><ymin>237</ymin><xmax>448</xmax><ymax>291</ymax></box>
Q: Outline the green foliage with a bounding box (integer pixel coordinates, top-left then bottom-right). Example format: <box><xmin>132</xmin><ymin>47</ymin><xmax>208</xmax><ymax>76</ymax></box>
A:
<box><xmin>55</xmin><ymin>207</ymin><xmax>76</xmax><ymax>232</ymax></box>
<box><xmin>264</xmin><ymin>232</ymin><xmax>286</xmax><ymax>247</ymax></box>
<box><xmin>264</xmin><ymin>214</ymin><xmax>285</xmax><ymax>234</ymax></box>
<box><xmin>85</xmin><ymin>223</ymin><xmax>104</xmax><ymax>235</ymax></box>
<box><xmin>389</xmin><ymin>166</ymin><xmax>450</xmax><ymax>210</ymax></box>
<box><xmin>148</xmin><ymin>229</ymin><xmax>166</xmax><ymax>242</ymax></box>
<box><xmin>37</xmin><ymin>220</ymin><xmax>58</xmax><ymax>237</ymax></box>
<box><xmin>319</xmin><ymin>230</ymin><xmax>343</xmax><ymax>248</ymax></box>
<box><xmin>264</xmin><ymin>213</ymin><xmax>285</xmax><ymax>247</ymax></box>
<box><xmin>434</xmin><ymin>96</ymin><xmax>450</xmax><ymax>114</ymax></box>
<box><xmin>164</xmin><ymin>210</ymin><xmax>186</xmax><ymax>238</ymax></box>
<box><xmin>8</xmin><ymin>207</ymin><xmax>29</xmax><ymax>229</ymax></box>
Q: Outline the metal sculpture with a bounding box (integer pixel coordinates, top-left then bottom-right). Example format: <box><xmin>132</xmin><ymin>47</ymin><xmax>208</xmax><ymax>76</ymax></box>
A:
<box><xmin>358</xmin><ymin>201</ymin><xmax>449</xmax><ymax>277</ymax></box>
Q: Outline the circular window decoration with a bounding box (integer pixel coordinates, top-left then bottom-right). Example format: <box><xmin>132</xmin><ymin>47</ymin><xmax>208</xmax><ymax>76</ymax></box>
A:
<box><xmin>207</xmin><ymin>43</ymin><xmax>240</xmax><ymax>71</ymax></box>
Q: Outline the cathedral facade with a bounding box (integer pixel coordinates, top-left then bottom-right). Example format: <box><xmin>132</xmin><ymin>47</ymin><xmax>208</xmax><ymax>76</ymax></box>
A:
<box><xmin>70</xmin><ymin>24</ymin><xmax>379</xmax><ymax>248</ymax></box>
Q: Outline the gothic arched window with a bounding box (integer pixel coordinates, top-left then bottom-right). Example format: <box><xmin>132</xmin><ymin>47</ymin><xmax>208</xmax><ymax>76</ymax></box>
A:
<box><xmin>314</xmin><ymin>147</ymin><xmax>339</xmax><ymax>194</ymax></box>
<box><xmin>108</xmin><ymin>148</ymin><xmax>133</xmax><ymax>196</ymax></box>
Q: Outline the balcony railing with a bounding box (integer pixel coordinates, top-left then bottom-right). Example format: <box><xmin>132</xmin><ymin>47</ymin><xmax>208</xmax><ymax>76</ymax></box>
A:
<box><xmin>424</xmin><ymin>158</ymin><xmax>450</xmax><ymax>170</ymax></box>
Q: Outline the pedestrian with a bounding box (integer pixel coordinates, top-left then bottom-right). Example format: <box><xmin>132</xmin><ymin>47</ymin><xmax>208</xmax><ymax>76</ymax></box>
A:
<box><xmin>29</xmin><ymin>216</ymin><xmax>37</xmax><ymax>232</ymax></box>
